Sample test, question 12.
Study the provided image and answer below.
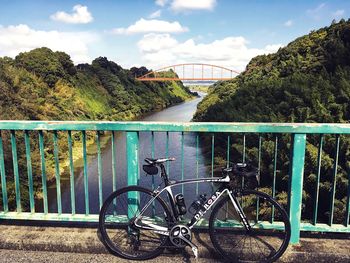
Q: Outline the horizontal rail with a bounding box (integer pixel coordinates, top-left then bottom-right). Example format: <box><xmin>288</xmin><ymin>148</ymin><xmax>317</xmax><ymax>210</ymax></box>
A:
<box><xmin>0</xmin><ymin>121</ymin><xmax>349</xmax><ymax>134</ymax></box>
<box><xmin>0</xmin><ymin>212</ymin><xmax>349</xmax><ymax>233</ymax></box>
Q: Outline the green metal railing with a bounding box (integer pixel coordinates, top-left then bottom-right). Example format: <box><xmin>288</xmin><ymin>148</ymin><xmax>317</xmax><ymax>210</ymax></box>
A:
<box><xmin>0</xmin><ymin>121</ymin><xmax>349</xmax><ymax>245</ymax></box>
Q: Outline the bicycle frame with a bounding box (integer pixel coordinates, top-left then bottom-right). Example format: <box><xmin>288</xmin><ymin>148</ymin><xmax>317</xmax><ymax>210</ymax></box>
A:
<box><xmin>134</xmin><ymin>164</ymin><xmax>251</xmax><ymax>235</ymax></box>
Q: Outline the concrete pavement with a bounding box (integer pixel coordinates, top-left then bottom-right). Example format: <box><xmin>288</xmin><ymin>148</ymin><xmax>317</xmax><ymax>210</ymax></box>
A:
<box><xmin>0</xmin><ymin>225</ymin><xmax>349</xmax><ymax>262</ymax></box>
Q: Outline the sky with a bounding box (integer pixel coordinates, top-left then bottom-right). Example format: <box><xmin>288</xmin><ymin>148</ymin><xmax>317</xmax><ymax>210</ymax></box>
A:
<box><xmin>0</xmin><ymin>0</ymin><xmax>349</xmax><ymax>72</ymax></box>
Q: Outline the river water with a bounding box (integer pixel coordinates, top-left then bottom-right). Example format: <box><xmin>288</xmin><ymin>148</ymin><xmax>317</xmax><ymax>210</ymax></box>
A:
<box><xmin>47</xmin><ymin>92</ymin><xmax>212</xmax><ymax>215</ymax></box>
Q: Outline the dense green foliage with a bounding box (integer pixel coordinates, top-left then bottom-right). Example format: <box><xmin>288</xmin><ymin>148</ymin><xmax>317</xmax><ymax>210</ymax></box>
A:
<box><xmin>0</xmin><ymin>47</ymin><xmax>193</xmax><ymax>211</ymax></box>
<box><xmin>194</xmin><ymin>20</ymin><xmax>350</xmax><ymax>224</ymax></box>
<box><xmin>0</xmin><ymin>47</ymin><xmax>192</xmax><ymax>121</ymax></box>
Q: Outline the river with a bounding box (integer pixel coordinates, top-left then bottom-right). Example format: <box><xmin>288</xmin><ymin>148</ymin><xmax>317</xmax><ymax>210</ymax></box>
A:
<box><xmin>47</xmin><ymin>92</ymin><xmax>212</xmax><ymax>215</ymax></box>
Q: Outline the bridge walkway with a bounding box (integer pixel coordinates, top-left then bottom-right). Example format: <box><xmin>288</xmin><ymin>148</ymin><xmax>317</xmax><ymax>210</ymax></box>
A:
<box><xmin>0</xmin><ymin>225</ymin><xmax>349</xmax><ymax>262</ymax></box>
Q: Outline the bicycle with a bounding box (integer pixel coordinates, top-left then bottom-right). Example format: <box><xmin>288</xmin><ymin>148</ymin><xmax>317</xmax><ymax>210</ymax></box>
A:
<box><xmin>99</xmin><ymin>157</ymin><xmax>291</xmax><ymax>262</ymax></box>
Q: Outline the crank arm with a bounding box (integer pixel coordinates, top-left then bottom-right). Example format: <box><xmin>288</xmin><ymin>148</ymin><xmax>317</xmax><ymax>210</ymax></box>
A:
<box><xmin>177</xmin><ymin>235</ymin><xmax>199</xmax><ymax>258</ymax></box>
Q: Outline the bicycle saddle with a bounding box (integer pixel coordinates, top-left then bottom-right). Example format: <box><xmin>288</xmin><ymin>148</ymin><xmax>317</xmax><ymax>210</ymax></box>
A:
<box><xmin>144</xmin><ymin>157</ymin><xmax>176</xmax><ymax>165</ymax></box>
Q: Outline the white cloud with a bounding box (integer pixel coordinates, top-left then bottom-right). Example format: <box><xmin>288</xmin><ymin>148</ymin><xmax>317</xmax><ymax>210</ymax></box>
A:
<box><xmin>284</xmin><ymin>20</ymin><xmax>293</xmax><ymax>27</ymax></box>
<box><xmin>149</xmin><ymin>10</ymin><xmax>162</xmax><ymax>19</ymax></box>
<box><xmin>137</xmin><ymin>33</ymin><xmax>178</xmax><ymax>52</ymax></box>
<box><xmin>0</xmin><ymin>24</ymin><xmax>98</xmax><ymax>63</ymax></box>
<box><xmin>171</xmin><ymin>0</ymin><xmax>216</xmax><ymax>12</ymax></box>
<box><xmin>137</xmin><ymin>33</ymin><xmax>282</xmax><ymax>71</ymax></box>
<box><xmin>332</xmin><ymin>9</ymin><xmax>345</xmax><ymax>19</ymax></box>
<box><xmin>307</xmin><ymin>3</ymin><xmax>326</xmax><ymax>20</ymax></box>
<box><xmin>50</xmin><ymin>4</ymin><xmax>93</xmax><ymax>24</ymax></box>
<box><xmin>155</xmin><ymin>0</ymin><xmax>168</xmax><ymax>7</ymax></box>
<box><xmin>307</xmin><ymin>3</ymin><xmax>326</xmax><ymax>13</ymax></box>
<box><xmin>111</xmin><ymin>18</ymin><xmax>188</xmax><ymax>34</ymax></box>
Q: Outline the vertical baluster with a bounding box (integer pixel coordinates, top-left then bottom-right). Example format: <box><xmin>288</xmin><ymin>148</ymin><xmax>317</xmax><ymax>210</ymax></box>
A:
<box><xmin>226</xmin><ymin>135</ymin><xmax>230</xmax><ymax>167</ymax></box>
<box><xmin>196</xmin><ymin>134</ymin><xmax>199</xmax><ymax>195</ymax></box>
<box><xmin>151</xmin><ymin>131</ymin><xmax>155</xmax><ymax>165</ymax></box>
<box><xmin>97</xmin><ymin>131</ymin><xmax>103</xmax><ymax>210</ymax></box>
<box><xmin>271</xmin><ymin>135</ymin><xmax>278</xmax><ymax>223</ymax></box>
<box><xmin>329</xmin><ymin>134</ymin><xmax>340</xmax><ymax>226</ymax></box>
<box><xmin>241</xmin><ymin>134</ymin><xmax>246</xmax><ymax>189</ymax></box>
<box><xmin>111</xmin><ymin>131</ymin><xmax>117</xmax><ymax>216</ymax></box>
<box><xmin>67</xmin><ymin>131</ymin><xmax>75</xmax><ymax>215</ymax></box>
<box><xmin>39</xmin><ymin>131</ymin><xmax>48</xmax><ymax>214</ymax></box>
<box><xmin>211</xmin><ymin>134</ymin><xmax>215</xmax><ymax>192</ymax></box>
<box><xmin>24</xmin><ymin>131</ymin><xmax>34</xmax><ymax>213</ymax></box>
<box><xmin>111</xmin><ymin>131</ymin><xmax>117</xmax><ymax>192</ymax></box>
<box><xmin>181</xmin><ymin>132</ymin><xmax>184</xmax><ymax>194</ymax></box>
<box><xmin>10</xmin><ymin>131</ymin><xmax>21</xmax><ymax>212</ymax></box>
<box><xmin>242</xmin><ymin>134</ymin><xmax>246</xmax><ymax>162</ymax></box>
<box><xmin>82</xmin><ymin>131</ymin><xmax>89</xmax><ymax>215</ymax></box>
<box><xmin>53</xmin><ymin>131</ymin><xmax>61</xmax><ymax>215</ymax></box>
<box><xmin>211</xmin><ymin>135</ymin><xmax>215</xmax><ymax>178</ymax></box>
<box><xmin>166</xmin><ymin>132</ymin><xmax>169</xmax><ymax>174</ymax></box>
<box><xmin>226</xmin><ymin>135</ymin><xmax>230</xmax><ymax>220</ymax></box>
<box><xmin>256</xmin><ymin>135</ymin><xmax>262</xmax><ymax>222</ymax></box>
<box><xmin>151</xmin><ymin>131</ymin><xmax>155</xmax><ymax>217</ymax></box>
<box><xmin>313</xmin><ymin>134</ymin><xmax>323</xmax><ymax>225</ymax></box>
<box><xmin>345</xmin><ymin>164</ymin><xmax>350</xmax><ymax>227</ymax></box>
<box><xmin>0</xmin><ymin>131</ymin><xmax>8</xmax><ymax>212</ymax></box>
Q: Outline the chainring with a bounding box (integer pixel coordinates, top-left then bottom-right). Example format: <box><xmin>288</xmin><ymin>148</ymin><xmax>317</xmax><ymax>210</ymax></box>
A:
<box><xmin>169</xmin><ymin>224</ymin><xmax>192</xmax><ymax>248</ymax></box>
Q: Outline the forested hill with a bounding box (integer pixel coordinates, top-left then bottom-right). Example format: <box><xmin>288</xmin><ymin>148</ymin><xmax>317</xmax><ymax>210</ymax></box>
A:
<box><xmin>194</xmin><ymin>19</ymin><xmax>350</xmax><ymax>123</ymax></box>
<box><xmin>0</xmin><ymin>47</ymin><xmax>193</xmax><ymax>121</ymax></box>
<box><xmin>193</xmin><ymin>19</ymin><xmax>350</xmax><ymax>224</ymax></box>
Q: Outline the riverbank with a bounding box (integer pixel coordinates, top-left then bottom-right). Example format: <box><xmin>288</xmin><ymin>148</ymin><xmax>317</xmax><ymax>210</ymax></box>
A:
<box><xmin>189</xmin><ymin>85</ymin><xmax>210</xmax><ymax>93</ymax></box>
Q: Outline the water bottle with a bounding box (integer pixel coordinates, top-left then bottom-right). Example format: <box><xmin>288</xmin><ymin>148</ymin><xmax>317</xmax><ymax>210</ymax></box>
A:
<box><xmin>189</xmin><ymin>194</ymin><xmax>207</xmax><ymax>214</ymax></box>
<box><xmin>175</xmin><ymin>194</ymin><xmax>187</xmax><ymax>215</ymax></box>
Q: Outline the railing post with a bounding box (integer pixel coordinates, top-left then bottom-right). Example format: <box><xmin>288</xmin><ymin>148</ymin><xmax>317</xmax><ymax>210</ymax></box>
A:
<box><xmin>0</xmin><ymin>131</ymin><xmax>8</xmax><ymax>212</ymax></box>
<box><xmin>126</xmin><ymin>131</ymin><xmax>139</xmax><ymax>218</ymax></box>
<box><xmin>288</xmin><ymin>133</ymin><xmax>306</xmax><ymax>244</ymax></box>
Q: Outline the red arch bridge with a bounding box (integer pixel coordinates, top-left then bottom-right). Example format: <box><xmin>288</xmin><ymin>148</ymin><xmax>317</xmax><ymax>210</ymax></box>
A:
<box><xmin>135</xmin><ymin>63</ymin><xmax>240</xmax><ymax>82</ymax></box>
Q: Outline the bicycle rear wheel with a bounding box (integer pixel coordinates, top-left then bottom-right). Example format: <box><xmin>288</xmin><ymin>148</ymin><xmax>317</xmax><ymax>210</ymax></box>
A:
<box><xmin>209</xmin><ymin>190</ymin><xmax>290</xmax><ymax>263</ymax></box>
<box><xmin>99</xmin><ymin>186</ymin><xmax>172</xmax><ymax>260</ymax></box>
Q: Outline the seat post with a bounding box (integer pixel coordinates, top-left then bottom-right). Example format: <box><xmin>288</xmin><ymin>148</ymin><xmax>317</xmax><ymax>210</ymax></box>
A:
<box><xmin>159</xmin><ymin>164</ymin><xmax>170</xmax><ymax>186</ymax></box>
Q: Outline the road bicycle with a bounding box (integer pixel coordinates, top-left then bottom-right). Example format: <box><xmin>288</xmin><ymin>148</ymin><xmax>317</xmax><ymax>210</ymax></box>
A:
<box><xmin>99</xmin><ymin>157</ymin><xmax>291</xmax><ymax>262</ymax></box>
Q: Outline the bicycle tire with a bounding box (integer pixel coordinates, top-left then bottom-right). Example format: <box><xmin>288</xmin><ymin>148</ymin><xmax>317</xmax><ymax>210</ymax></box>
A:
<box><xmin>99</xmin><ymin>186</ymin><xmax>172</xmax><ymax>260</ymax></box>
<box><xmin>209</xmin><ymin>189</ymin><xmax>291</xmax><ymax>263</ymax></box>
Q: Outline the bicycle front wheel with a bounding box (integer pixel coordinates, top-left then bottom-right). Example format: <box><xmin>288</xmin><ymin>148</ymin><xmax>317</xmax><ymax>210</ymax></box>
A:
<box><xmin>209</xmin><ymin>190</ymin><xmax>291</xmax><ymax>263</ymax></box>
<box><xmin>99</xmin><ymin>186</ymin><xmax>172</xmax><ymax>260</ymax></box>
